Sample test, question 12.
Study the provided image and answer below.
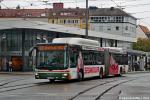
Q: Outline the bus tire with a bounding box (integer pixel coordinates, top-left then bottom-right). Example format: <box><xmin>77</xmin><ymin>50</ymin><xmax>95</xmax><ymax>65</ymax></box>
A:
<box><xmin>49</xmin><ymin>79</ymin><xmax>55</xmax><ymax>83</ymax></box>
<box><xmin>78</xmin><ymin>70</ymin><xmax>84</xmax><ymax>81</ymax></box>
<box><xmin>99</xmin><ymin>68</ymin><xmax>103</xmax><ymax>79</ymax></box>
<box><xmin>119</xmin><ymin>67</ymin><xmax>123</xmax><ymax>76</ymax></box>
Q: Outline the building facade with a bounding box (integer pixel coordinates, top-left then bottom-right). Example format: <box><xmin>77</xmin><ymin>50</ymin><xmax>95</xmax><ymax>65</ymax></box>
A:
<box><xmin>0</xmin><ymin>9</ymin><xmax>50</xmax><ymax>22</ymax></box>
<box><xmin>48</xmin><ymin>8</ymin><xmax>87</xmax><ymax>29</ymax></box>
<box><xmin>0</xmin><ymin>5</ymin><xmax>138</xmax><ymax>48</ymax></box>
<box><xmin>48</xmin><ymin>6</ymin><xmax>137</xmax><ymax>49</ymax></box>
<box><xmin>0</xmin><ymin>19</ymin><xmax>136</xmax><ymax>71</ymax></box>
<box><xmin>0</xmin><ymin>4</ymin><xmax>138</xmax><ymax>71</ymax></box>
<box><xmin>89</xmin><ymin>7</ymin><xmax>137</xmax><ymax>49</ymax></box>
<box><xmin>0</xmin><ymin>26</ymin><xmax>80</xmax><ymax>71</ymax></box>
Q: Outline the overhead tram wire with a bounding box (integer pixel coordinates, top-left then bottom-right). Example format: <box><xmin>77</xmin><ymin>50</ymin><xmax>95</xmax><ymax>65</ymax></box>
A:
<box><xmin>0</xmin><ymin>0</ymin><xmax>77</xmax><ymax>9</ymax></box>
<box><xmin>110</xmin><ymin>0</ymin><xmax>125</xmax><ymax>44</ymax></box>
<box><xmin>130</xmin><ymin>10</ymin><xmax>150</xmax><ymax>14</ymax></box>
<box><xmin>0</xmin><ymin>1</ymin><xmax>10</xmax><ymax>9</ymax></box>
<box><xmin>110</xmin><ymin>0</ymin><xmax>124</xmax><ymax>9</ymax></box>
<box><xmin>140</xmin><ymin>17</ymin><xmax>150</xmax><ymax>19</ymax></box>
<box><xmin>124</xmin><ymin>3</ymin><xmax>150</xmax><ymax>8</ymax></box>
<box><xmin>0</xmin><ymin>2</ymin><xmax>50</xmax><ymax>27</ymax></box>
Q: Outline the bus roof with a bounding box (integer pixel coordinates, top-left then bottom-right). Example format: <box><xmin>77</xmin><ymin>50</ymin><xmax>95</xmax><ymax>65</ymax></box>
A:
<box><xmin>127</xmin><ymin>49</ymin><xmax>146</xmax><ymax>56</ymax></box>
<box><xmin>103</xmin><ymin>47</ymin><xmax>126</xmax><ymax>54</ymax></box>
<box><xmin>52</xmin><ymin>38</ymin><xmax>100</xmax><ymax>47</ymax></box>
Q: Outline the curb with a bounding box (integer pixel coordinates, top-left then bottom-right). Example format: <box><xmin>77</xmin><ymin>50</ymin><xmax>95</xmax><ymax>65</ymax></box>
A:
<box><xmin>0</xmin><ymin>71</ymin><xmax>149</xmax><ymax>75</ymax></box>
<box><xmin>0</xmin><ymin>72</ymin><xmax>34</xmax><ymax>75</ymax></box>
<box><xmin>127</xmin><ymin>71</ymin><xmax>150</xmax><ymax>74</ymax></box>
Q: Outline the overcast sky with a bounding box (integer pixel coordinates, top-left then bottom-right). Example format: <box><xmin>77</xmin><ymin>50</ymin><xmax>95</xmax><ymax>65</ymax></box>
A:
<box><xmin>1</xmin><ymin>0</ymin><xmax>150</xmax><ymax>28</ymax></box>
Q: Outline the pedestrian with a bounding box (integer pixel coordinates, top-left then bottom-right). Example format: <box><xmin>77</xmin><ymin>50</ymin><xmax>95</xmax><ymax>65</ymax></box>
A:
<box><xmin>134</xmin><ymin>61</ymin><xmax>139</xmax><ymax>71</ymax></box>
<box><xmin>8</xmin><ymin>61</ymin><xmax>12</xmax><ymax>72</ymax></box>
<box><xmin>6</xmin><ymin>61</ymin><xmax>9</xmax><ymax>71</ymax></box>
<box><xmin>139</xmin><ymin>57</ymin><xmax>145</xmax><ymax>71</ymax></box>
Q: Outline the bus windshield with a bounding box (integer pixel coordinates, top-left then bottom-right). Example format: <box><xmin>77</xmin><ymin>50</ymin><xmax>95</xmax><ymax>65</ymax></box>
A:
<box><xmin>37</xmin><ymin>50</ymin><xmax>67</xmax><ymax>70</ymax></box>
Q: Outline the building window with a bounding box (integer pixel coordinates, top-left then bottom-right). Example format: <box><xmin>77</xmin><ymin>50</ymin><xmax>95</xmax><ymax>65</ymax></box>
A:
<box><xmin>132</xmin><ymin>27</ymin><xmax>135</xmax><ymax>32</ymax></box>
<box><xmin>68</xmin><ymin>20</ymin><xmax>70</xmax><ymax>23</ymax></box>
<box><xmin>72</xmin><ymin>20</ymin><xmax>75</xmax><ymax>23</ymax></box>
<box><xmin>26</xmin><ymin>13</ymin><xmax>32</xmax><ymax>16</ymax></box>
<box><xmin>64</xmin><ymin>20</ymin><xmax>66</xmax><ymax>24</ymax></box>
<box><xmin>53</xmin><ymin>13</ymin><xmax>56</xmax><ymax>16</ymax></box>
<box><xmin>82</xmin><ymin>19</ymin><xmax>85</xmax><ymax>23</ymax></box>
<box><xmin>60</xmin><ymin>12</ymin><xmax>63</xmax><ymax>15</ymax></box>
<box><xmin>75</xmin><ymin>12</ymin><xmax>77</xmax><ymax>15</ymax></box>
<box><xmin>75</xmin><ymin>20</ymin><xmax>78</xmax><ymax>23</ymax></box>
<box><xmin>52</xmin><ymin>20</ymin><xmax>54</xmax><ymax>24</ymax></box>
<box><xmin>107</xmin><ymin>26</ymin><xmax>111</xmax><ymax>31</ymax></box>
<box><xmin>41</xmin><ymin>13</ymin><xmax>46</xmax><ymax>16</ymax></box>
<box><xmin>125</xmin><ymin>26</ymin><xmax>128</xmax><ymax>30</ymax></box>
<box><xmin>116</xmin><ymin>26</ymin><xmax>119</xmax><ymax>30</ymax></box>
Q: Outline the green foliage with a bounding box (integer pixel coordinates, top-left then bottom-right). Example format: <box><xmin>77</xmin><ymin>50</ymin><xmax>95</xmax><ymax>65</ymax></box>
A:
<box><xmin>133</xmin><ymin>38</ymin><xmax>150</xmax><ymax>52</ymax></box>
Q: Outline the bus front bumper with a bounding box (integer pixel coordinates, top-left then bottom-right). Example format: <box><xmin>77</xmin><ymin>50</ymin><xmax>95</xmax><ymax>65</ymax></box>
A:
<box><xmin>35</xmin><ymin>72</ymin><xmax>71</xmax><ymax>80</ymax></box>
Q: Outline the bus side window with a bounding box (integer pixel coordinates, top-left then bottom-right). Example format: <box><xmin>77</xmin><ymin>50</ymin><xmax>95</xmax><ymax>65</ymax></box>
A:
<box><xmin>96</xmin><ymin>52</ymin><xmax>104</xmax><ymax>65</ymax></box>
<box><xmin>70</xmin><ymin>51</ymin><xmax>78</xmax><ymax>68</ymax></box>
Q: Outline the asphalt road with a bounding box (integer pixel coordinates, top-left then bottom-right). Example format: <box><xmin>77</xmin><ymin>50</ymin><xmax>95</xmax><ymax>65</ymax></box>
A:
<box><xmin>0</xmin><ymin>72</ymin><xmax>150</xmax><ymax>100</ymax></box>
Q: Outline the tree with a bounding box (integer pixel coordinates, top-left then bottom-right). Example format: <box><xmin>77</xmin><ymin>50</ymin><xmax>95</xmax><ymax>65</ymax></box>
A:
<box><xmin>133</xmin><ymin>38</ymin><xmax>150</xmax><ymax>52</ymax></box>
<box><xmin>16</xmin><ymin>5</ymin><xmax>20</xmax><ymax>9</ymax></box>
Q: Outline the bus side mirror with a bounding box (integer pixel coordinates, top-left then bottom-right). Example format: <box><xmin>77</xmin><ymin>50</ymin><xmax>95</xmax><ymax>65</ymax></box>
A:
<box><xmin>29</xmin><ymin>47</ymin><xmax>35</xmax><ymax>57</ymax></box>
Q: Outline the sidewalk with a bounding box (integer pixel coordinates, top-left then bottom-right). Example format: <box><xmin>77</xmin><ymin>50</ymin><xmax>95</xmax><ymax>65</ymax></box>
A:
<box><xmin>0</xmin><ymin>71</ymin><xmax>149</xmax><ymax>75</ymax></box>
<box><xmin>0</xmin><ymin>71</ymin><xmax>34</xmax><ymax>75</ymax></box>
<box><xmin>127</xmin><ymin>70</ymin><xmax>150</xmax><ymax>74</ymax></box>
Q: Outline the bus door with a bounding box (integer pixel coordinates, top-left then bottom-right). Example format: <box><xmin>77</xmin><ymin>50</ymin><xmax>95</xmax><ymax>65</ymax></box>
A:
<box><xmin>69</xmin><ymin>47</ymin><xmax>81</xmax><ymax>79</ymax></box>
<box><xmin>109</xmin><ymin>53</ymin><xmax>119</xmax><ymax>75</ymax></box>
<box><xmin>104</xmin><ymin>49</ymin><xmax>110</xmax><ymax>76</ymax></box>
<box><xmin>69</xmin><ymin>48</ymin><xmax>78</xmax><ymax>68</ymax></box>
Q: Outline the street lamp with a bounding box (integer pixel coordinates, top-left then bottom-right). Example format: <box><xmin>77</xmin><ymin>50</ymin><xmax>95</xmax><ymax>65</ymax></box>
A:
<box><xmin>2</xmin><ymin>33</ymin><xmax>7</xmax><ymax>71</ymax></box>
<box><xmin>85</xmin><ymin>0</ymin><xmax>88</xmax><ymax>38</ymax></box>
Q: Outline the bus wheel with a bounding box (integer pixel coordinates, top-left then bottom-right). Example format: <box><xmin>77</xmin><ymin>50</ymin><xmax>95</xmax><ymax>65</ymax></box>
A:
<box><xmin>49</xmin><ymin>79</ymin><xmax>55</xmax><ymax>83</ymax></box>
<box><xmin>119</xmin><ymin>67</ymin><xmax>123</xmax><ymax>76</ymax></box>
<box><xmin>99</xmin><ymin>68</ymin><xmax>103</xmax><ymax>79</ymax></box>
<box><xmin>78</xmin><ymin>71</ymin><xmax>83</xmax><ymax>81</ymax></box>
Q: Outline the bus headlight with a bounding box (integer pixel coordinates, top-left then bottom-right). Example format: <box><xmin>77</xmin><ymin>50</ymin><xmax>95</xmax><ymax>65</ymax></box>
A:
<box><xmin>35</xmin><ymin>73</ymin><xmax>39</xmax><ymax>79</ymax></box>
<box><xmin>35</xmin><ymin>73</ymin><xmax>38</xmax><ymax>76</ymax></box>
<box><xmin>63</xmin><ymin>73</ymin><xmax>68</xmax><ymax>76</ymax></box>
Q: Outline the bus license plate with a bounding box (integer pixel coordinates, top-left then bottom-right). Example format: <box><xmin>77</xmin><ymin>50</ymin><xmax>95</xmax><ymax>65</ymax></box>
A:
<box><xmin>47</xmin><ymin>77</ymin><xmax>54</xmax><ymax>79</ymax></box>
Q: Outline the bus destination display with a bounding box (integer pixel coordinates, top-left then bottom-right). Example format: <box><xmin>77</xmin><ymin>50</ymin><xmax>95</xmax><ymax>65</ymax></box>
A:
<box><xmin>38</xmin><ymin>45</ymin><xmax>65</xmax><ymax>51</ymax></box>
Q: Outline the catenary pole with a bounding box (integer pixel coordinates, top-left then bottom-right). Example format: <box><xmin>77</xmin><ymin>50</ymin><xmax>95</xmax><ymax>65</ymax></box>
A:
<box><xmin>85</xmin><ymin>0</ymin><xmax>88</xmax><ymax>38</ymax></box>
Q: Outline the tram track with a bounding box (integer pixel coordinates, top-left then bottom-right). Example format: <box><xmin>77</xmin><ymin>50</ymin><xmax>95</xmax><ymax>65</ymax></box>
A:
<box><xmin>0</xmin><ymin>82</ymin><xmax>49</xmax><ymax>93</ymax></box>
<box><xmin>0</xmin><ymin>78</ymin><xmax>27</xmax><ymax>86</ymax></box>
<box><xmin>0</xmin><ymin>74</ymin><xmax>146</xmax><ymax>99</ymax></box>
<box><xmin>68</xmin><ymin>76</ymin><xmax>142</xmax><ymax>100</ymax></box>
<box><xmin>0</xmin><ymin>77</ymin><xmax>48</xmax><ymax>93</ymax></box>
<box><xmin>0</xmin><ymin>77</ymin><xmax>50</xmax><ymax>93</ymax></box>
<box><xmin>95</xmin><ymin>78</ymin><xmax>137</xmax><ymax>100</ymax></box>
<box><xmin>0</xmin><ymin>77</ymin><xmax>121</xmax><ymax>94</ymax></box>
<box><xmin>68</xmin><ymin>80</ymin><xmax>116</xmax><ymax>100</ymax></box>
<box><xmin>0</xmin><ymin>76</ymin><xmax>135</xmax><ymax>98</ymax></box>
